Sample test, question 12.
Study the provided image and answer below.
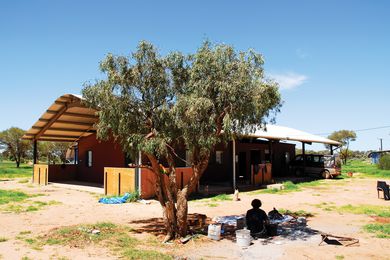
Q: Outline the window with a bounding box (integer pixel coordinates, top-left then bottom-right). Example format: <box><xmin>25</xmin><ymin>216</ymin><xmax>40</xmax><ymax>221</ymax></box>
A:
<box><xmin>216</xmin><ymin>151</ymin><xmax>223</xmax><ymax>164</ymax></box>
<box><xmin>87</xmin><ymin>150</ymin><xmax>93</xmax><ymax>167</ymax></box>
<box><xmin>285</xmin><ymin>152</ymin><xmax>290</xmax><ymax>164</ymax></box>
<box><xmin>185</xmin><ymin>150</ymin><xmax>191</xmax><ymax>167</ymax></box>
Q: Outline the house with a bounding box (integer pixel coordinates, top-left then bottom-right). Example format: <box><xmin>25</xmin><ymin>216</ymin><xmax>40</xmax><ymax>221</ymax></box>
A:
<box><xmin>368</xmin><ymin>150</ymin><xmax>390</xmax><ymax>164</ymax></box>
<box><xmin>23</xmin><ymin>94</ymin><xmax>340</xmax><ymax>198</ymax></box>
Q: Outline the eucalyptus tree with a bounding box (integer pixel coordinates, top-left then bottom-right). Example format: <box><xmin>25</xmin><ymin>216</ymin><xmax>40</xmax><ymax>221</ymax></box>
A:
<box><xmin>82</xmin><ymin>41</ymin><xmax>281</xmax><ymax>240</ymax></box>
<box><xmin>0</xmin><ymin>127</ymin><xmax>29</xmax><ymax>167</ymax></box>
<box><xmin>327</xmin><ymin>130</ymin><xmax>357</xmax><ymax>164</ymax></box>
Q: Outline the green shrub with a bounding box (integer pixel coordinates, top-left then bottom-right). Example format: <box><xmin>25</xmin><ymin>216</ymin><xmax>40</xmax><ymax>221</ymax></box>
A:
<box><xmin>378</xmin><ymin>154</ymin><xmax>390</xmax><ymax>170</ymax></box>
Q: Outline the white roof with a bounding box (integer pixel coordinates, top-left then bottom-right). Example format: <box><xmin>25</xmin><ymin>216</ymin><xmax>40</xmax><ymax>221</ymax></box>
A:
<box><xmin>245</xmin><ymin>125</ymin><xmax>341</xmax><ymax>146</ymax></box>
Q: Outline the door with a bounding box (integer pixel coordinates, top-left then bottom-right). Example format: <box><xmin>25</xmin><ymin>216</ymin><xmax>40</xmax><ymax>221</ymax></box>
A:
<box><xmin>238</xmin><ymin>152</ymin><xmax>247</xmax><ymax>183</ymax></box>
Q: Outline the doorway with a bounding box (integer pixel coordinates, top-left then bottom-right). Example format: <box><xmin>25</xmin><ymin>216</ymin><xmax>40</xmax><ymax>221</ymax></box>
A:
<box><xmin>238</xmin><ymin>152</ymin><xmax>247</xmax><ymax>184</ymax></box>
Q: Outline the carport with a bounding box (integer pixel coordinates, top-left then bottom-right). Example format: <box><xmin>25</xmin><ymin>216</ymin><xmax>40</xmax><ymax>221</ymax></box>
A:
<box><xmin>231</xmin><ymin>125</ymin><xmax>341</xmax><ymax>188</ymax></box>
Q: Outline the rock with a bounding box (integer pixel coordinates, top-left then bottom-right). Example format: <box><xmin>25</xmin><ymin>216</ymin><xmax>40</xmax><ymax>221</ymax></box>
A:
<box><xmin>266</xmin><ymin>184</ymin><xmax>284</xmax><ymax>190</ymax></box>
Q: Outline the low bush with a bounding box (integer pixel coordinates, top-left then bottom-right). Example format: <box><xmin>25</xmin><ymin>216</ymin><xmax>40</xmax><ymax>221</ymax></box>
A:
<box><xmin>378</xmin><ymin>154</ymin><xmax>390</xmax><ymax>170</ymax></box>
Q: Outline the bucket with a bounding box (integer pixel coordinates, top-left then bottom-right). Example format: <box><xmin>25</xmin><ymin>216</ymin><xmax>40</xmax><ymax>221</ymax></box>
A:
<box><xmin>266</xmin><ymin>223</ymin><xmax>278</xmax><ymax>236</ymax></box>
<box><xmin>236</xmin><ymin>228</ymin><xmax>251</xmax><ymax>247</ymax></box>
<box><xmin>208</xmin><ymin>224</ymin><xmax>221</xmax><ymax>240</ymax></box>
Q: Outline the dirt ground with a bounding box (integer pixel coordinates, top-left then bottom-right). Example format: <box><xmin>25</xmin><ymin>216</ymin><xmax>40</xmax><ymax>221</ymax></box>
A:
<box><xmin>0</xmin><ymin>176</ymin><xmax>389</xmax><ymax>260</ymax></box>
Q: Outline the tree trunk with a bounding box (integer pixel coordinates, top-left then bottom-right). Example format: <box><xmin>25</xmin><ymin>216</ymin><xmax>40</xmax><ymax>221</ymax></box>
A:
<box><xmin>144</xmin><ymin>152</ymin><xmax>179</xmax><ymax>241</ymax></box>
<box><xmin>176</xmin><ymin>189</ymin><xmax>188</xmax><ymax>237</ymax></box>
<box><xmin>16</xmin><ymin>160</ymin><xmax>20</xmax><ymax>168</ymax></box>
<box><xmin>163</xmin><ymin>200</ymin><xmax>178</xmax><ymax>241</ymax></box>
<box><xmin>176</xmin><ymin>154</ymin><xmax>210</xmax><ymax>238</ymax></box>
<box><xmin>144</xmin><ymin>150</ymin><xmax>209</xmax><ymax>241</ymax></box>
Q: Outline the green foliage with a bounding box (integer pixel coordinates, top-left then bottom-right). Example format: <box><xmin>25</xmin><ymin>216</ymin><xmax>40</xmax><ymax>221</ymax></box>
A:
<box><xmin>0</xmin><ymin>160</ymin><xmax>32</xmax><ymax>178</ymax></box>
<box><xmin>0</xmin><ymin>189</ymin><xmax>29</xmax><ymax>204</ymax></box>
<box><xmin>327</xmin><ymin>130</ymin><xmax>357</xmax><ymax>164</ymax></box>
<box><xmin>82</xmin><ymin>39</ymin><xmax>281</xmax><ymax>175</ymax></box>
<box><xmin>82</xmin><ymin>40</ymin><xmax>282</xmax><ymax>238</ymax></box>
<box><xmin>363</xmin><ymin>223</ymin><xmax>390</xmax><ymax>238</ymax></box>
<box><xmin>378</xmin><ymin>154</ymin><xmax>390</xmax><ymax>170</ymax></box>
<box><xmin>327</xmin><ymin>130</ymin><xmax>357</xmax><ymax>147</ymax></box>
<box><xmin>342</xmin><ymin>159</ymin><xmax>390</xmax><ymax>178</ymax></box>
<box><xmin>0</xmin><ymin>237</ymin><xmax>7</xmax><ymax>242</ymax></box>
<box><xmin>127</xmin><ymin>190</ymin><xmax>140</xmax><ymax>202</ymax></box>
<box><xmin>0</xmin><ymin>127</ymin><xmax>30</xmax><ymax>167</ymax></box>
<box><xmin>37</xmin><ymin>142</ymin><xmax>70</xmax><ymax>164</ymax></box>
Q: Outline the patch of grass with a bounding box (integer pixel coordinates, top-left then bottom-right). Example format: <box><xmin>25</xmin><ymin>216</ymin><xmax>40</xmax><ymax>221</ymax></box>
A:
<box><xmin>0</xmin><ymin>161</ymin><xmax>32</xmax><ymax>179</ymax></box>
<box><xmin>314</xmin><ymin>202</ymin><xmax>337</xmax><ymax>211</ymax></box>
<box><xmin>32</xmin><ymin>222</ymin><xmax>172</xmax><ymax>259</ymax></box>
<box><xmin>249</xmin><ymin>180</ymin><xmax>328</xmax><ymax>195</ymax></box>
<box><xmin>278</xmin><ymin>209</ymin><xmax>314</xmax><ymax>218</ymax></box>
<box><xmin>19</xmin><ymin>231</ymin><xmax>32</xmax><ymax>235</ymax></box>
<box><xmin>18</xmin><ymin>179</ymin><xmax>29</xmax><ymax>184</ymax></box>
<box><xmin>363</xmin><ymin>223</ymin><xmax>390</xmax><ymax>238</ymax></box>
<box><xmin>342</xmin><ymin>160</ymin><xmax>390</xmax><ymax>178</ymax></box>
<box><xmin>122</xmin><ymin>248</ymin><xmax>172</xmax><ymax>260</ymax></box>
<box><xmin>337</xmin><ymin>204</ymin><xmax>390</xmax><ymax>218</ymax></box>
<box><xmin>206</xmin><ymin>203</ymin><xmax>218</xmax><ymax>207</ymax></box>
<box><xmin>0</xmin><ymin>237</ymin><xmax>7</xmax><ymax>242</ymax></box>
<box><xmin>190</xmin><ymin>193</ymin><xmax>232</xmax><ymax>202</ymax></box>
<box><xmin>210</xmin><ymin>194</ymin><xmax>231</xmax><ymax>201</ymax></box>
<box><xmin>0</xmin><ymin>189</ymin><xmax>29</xmax><ymax>205</ymax></box>
<box><xmin>2</xmin><ymin>200</ymin><xmax>61</xmax><ymax>213</ymax></box>
<box><xmin>315</xmin><ymin>203</ymin><xmax>390</xmax><ymax>218</ymax></box>
<box><xmin>335</xmin><ymin>255</ymin><xmax>345</xmax><ymax>260</ymax></box>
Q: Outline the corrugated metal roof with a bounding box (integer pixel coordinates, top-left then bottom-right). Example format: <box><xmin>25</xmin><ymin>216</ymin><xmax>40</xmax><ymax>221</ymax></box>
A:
<box><xmin>22</xmin><ymin>94</ymin><xmax>98</xmax><ymax>142</ymax></box>
<box><xmin>245</xmin><ymin>125</ymin><xmax>341</xmax><ymax>146</ymax></box>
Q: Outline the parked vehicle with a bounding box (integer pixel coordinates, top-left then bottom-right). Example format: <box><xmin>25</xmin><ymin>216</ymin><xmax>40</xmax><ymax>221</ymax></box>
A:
<box><xmin>289</xmin><ymin>154</ymin><xmax>341</xmax><ymax>179</ymax></box>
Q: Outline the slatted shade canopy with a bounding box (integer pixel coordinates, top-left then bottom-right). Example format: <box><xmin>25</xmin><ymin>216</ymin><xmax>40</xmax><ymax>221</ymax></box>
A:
<box><xmin>22</xmin><ymin>94</ymin><xmax>98</xmax><ymax>142</ymax></box>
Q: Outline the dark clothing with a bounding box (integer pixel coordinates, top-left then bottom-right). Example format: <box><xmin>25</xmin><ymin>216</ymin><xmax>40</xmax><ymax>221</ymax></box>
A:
<box><xmin>246</xmin><ymin>208</ymin><xmax>268</xmax><ymax>234</ymax></box>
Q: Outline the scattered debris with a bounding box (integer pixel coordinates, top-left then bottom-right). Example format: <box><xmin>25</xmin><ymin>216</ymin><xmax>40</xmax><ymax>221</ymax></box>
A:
<box><xmin>91</xmin><ymin>229</ymin><xmax>100</xmax><ymax>235</ymax></box>
<box><xmin>267</xmin><ymin>184</ymin><xmax>284</xmax><ymax>190</ymax></box>
<box><xmin>180</xmin><ymin>235</ymin><xmax>193</xmax><ymax>244</ymax></box>
<box><xmin>98</xmin><ymin>193</ymin><xmax>130</xmax><ymax>204</ymax></box>
<box><xmin>212</xmin><ymin>215</ymin><xmax>246</xmax><ymax>228</ymax></box>
<box><xmin>137</xmin><ymin>199</ymin><xmax>151</xmax><ymax>205</ymax></box>
<box><xmin>319</xmin><ymin>233</ymin><xmax>359</xmax><ymax>247</ymax></box>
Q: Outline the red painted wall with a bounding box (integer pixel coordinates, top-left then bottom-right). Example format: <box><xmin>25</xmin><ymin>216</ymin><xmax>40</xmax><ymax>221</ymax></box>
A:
<box><xmin>140</xmin><ymin>167</ymin><xmax>194</xmax><ymax>199</ymax></box>
<box><xmin>77</xmin><ymin>134</ymin><xmax>126</xmax><ymax>184</ymax></box>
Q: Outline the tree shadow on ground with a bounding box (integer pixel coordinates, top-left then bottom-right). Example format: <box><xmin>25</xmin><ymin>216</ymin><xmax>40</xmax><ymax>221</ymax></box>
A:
<box><xmin>128</xmin><ymin>218</ymin><xmax>167</xmax><ymax>236</ymax></box>
<box><xmin>128</xmin><ymin>215</ymin><xmax>210</xmax><ymax>237</ymax></box>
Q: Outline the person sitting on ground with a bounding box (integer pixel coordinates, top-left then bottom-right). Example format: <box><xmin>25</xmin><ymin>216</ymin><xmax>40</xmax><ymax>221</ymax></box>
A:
<box><xmin>246</xmin><ymin>199</ymin><xmax>269</xmax><ymax>236</ymax></box>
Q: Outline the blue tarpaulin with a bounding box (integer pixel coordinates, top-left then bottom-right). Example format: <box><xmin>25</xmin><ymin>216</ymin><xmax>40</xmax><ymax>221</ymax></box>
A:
<box><xmin>98</xmin><ymin>193</ymin><xmax>130</xmax><ymax>204</ymax></box>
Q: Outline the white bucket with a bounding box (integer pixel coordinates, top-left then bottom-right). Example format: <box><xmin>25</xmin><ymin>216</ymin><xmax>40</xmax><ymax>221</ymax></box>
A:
<box><xmin>236</xmin><ymin>228</ymin><xmax>251</xmax><ymax>247</ymax></box>
<box><xmin>208</xmin><ymin>224</ymin><xmax>221</xmax><ymax>240</ymax></box>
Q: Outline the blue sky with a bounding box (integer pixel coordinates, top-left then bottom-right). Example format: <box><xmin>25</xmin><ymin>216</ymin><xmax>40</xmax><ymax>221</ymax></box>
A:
<box><xmin>1</xmin><ymin>1</ymin><xmax>389</xmax><ymax>151</ymax></box>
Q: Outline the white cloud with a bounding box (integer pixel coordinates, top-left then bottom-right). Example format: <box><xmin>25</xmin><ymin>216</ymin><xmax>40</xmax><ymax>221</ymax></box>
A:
<box><xmin>268</xmin><ymin>72</ymin><xmax>308</xmax><ymax>90</ymax></box>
